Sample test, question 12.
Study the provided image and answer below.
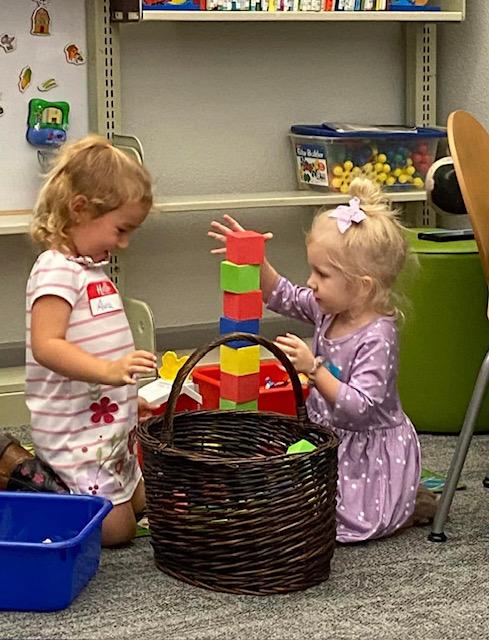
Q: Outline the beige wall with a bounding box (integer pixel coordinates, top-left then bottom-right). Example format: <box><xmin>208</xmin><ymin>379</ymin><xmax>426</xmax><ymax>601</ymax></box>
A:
<box><xmin>438</xmin><ymin>0</ymin><xmax>489</xmax><ymax>129</ymax></box>
<box><xmin>1</xmin><ymin>20</ymin><xmax>406</xmax><ymax>356</ymax></box>
<box><xmin>119</xmin><ymin>21</ymin><xmax>404</xmax><ymax>334</ymax></box>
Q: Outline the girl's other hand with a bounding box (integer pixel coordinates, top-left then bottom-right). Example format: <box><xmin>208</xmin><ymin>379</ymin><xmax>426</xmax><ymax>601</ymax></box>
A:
<box><xmin>208</xmin><ymin>213</ymin><xmax>273</xmax><ymax>255</ymax></box>
<box><xmin>274</xmin><ymin>333</ymin><xmax>315</xmax><ymax>376</ymax></box>
<box><xmin>105</xmin><ymin>350</ymin><xmax>157</xmax><ymax>386</ymax></box>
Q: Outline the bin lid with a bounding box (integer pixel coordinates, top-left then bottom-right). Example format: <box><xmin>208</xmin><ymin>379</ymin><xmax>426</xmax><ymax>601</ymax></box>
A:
<box><xmin>406</xmin><ymin>228</ymin><xmax>478</xmax><ymax>254</ymax></box>
<box><xmin>290</xmin><ymin>124</ymin><xmax>446</xmax><ymax>139</ymax></box>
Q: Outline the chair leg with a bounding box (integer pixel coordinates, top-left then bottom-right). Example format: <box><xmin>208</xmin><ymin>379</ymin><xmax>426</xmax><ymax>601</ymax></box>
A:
<box><xmin>428</xmin><ymin>351</ymin><xmax>489</xmax><ymax>542</ymax></box>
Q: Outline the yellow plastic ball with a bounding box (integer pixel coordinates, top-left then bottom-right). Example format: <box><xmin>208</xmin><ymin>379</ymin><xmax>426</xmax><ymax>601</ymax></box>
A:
<box><xmin>363</xmin><ymin>163</ymin><xmax>373</xmax><ymax>173</ymax></box>
<box><xmin>393</xmin><ymin>168</ymin><xmax>402</xmax><ymax>177</ymax></box>
<box><xmin>374</xmin><ymin>162</ymin><xmax>384</xmax><ymax>173</ymax></box>
<box><xmin>352</xmin><ymin>166</ymin><xmax>362</xmax><ymax>177</ymax></box>
<box><xmin>413</xmin><ymin>177</ymin><xmax>424</xmax><ymax>188</ymax></box>
<box><xmin>332</xmin><ymin>177</ymin><xmax>343</xmax><ymax>189</ymax></box>
<box><xmin>333</xmin><ymin>165</ymin><xmax>343</xmax><ymax>177</ymax></box>
<box><xmin>398</xmin><ymin>174</ymin><xmax>409</xmax><ymax>184</ymax></box>
<box><xmin>377</xmin><ymin>172</ymin><xmax>387</xmax><ymax>183</ymax></box>
<box><xmin>377</xmin><ymin>153</ymin><xmax>387</xmax><ymax>164</ymax></box>
<box><xmin>406</xmin><ymin>165</ymin><xmax>416</xmax><ymax>176</ymax></box>
<box><xmin>340</xmin><ymin>183</ymin><xmax>350</xmax><ymax>194</ymax></box>
<box><xmin>383</xmin><ymin>164</ymin><xmax>391</xmax><ymax>174</ymax></box>
<box><xmin>344</xmin><ymin>160</ymin><xmax>353</xmax><ymax>171</ymax></box>
<box><xmin>386</xmin><ymin>176</ymin><xmax>396</xmax><ymax>186</ymax></box>
<box><xmin>406</xmin><ymin>158</ymin><xmax>413</xmax><ymax>166</ymax></box>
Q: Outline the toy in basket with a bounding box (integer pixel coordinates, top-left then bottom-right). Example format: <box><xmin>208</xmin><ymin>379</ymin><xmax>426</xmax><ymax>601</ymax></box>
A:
<box><xmin>137</xmin><ymin>332</ymin><xmax>339</xmax><ymax>596</ymax></box>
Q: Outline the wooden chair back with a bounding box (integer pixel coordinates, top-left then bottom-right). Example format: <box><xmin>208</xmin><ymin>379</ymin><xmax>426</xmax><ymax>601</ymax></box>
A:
<box><xmin>448</xmin><ymin>110</ymin><xmax>489</xmax><ymax>308</ymax></box>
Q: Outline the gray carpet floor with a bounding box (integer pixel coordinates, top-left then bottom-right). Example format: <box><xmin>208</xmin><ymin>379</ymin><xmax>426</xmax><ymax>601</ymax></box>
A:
<box><xmin>2</xmin><ymin>433</ymin><xmax>489</xmax><ymax>640</ymax></box>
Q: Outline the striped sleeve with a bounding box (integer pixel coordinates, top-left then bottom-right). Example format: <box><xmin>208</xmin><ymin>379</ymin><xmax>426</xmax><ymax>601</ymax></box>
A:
<box><xmin>27</xmin><ymin>250</ymin><xmax>84</xmax><ymax>310</ymax></box>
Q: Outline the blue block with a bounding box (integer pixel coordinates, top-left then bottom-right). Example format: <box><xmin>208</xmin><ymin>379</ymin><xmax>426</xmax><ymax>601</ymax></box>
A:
<box><xmin>219</xmin><ymin>317</ymin><xmax>260</xmax><ymax>348</ymax></box>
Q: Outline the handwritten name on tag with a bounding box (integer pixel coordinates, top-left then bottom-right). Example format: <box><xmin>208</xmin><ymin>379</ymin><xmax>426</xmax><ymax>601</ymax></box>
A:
<box><xmin>87</xmin><ymin>281</ymin><xmax>122</xmax><ymax>317</ymax></box>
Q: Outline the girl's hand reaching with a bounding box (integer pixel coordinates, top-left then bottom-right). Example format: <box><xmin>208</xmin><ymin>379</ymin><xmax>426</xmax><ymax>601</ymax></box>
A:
<box><xmin>105</xmin><ymin>350</ymin><xmax>157</xmax><ymax>386</ymax></box>
<box><xmin>274</xmin><ymin>333</ymin><xmax>315</xmax><ymax>376</ymax></box>
<box><xmin>208</xmin><ymin>214</ymin><xmax>273</xmax><ymax>255</ymax></box>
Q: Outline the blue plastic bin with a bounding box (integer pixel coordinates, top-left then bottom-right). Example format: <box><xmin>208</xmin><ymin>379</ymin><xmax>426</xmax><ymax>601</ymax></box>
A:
<box><xmin>0</xmin><ymin>492</ymin><xmax>112</xmax><ymax>612</ymax></box>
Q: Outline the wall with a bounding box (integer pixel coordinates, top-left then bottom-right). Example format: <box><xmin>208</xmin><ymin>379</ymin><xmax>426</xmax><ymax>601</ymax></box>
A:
<box><xmin>438</xmin><ymin>0</ymin><xmax>489</xmax><ymax>128</ymax></box>
<box><xmin>119</xmin><ymin>21</ymin><xmax>405</xmax><ymax>344</ymax></box>
<box><xmin>1</xmin><ymin>19</ymin><xmax>406</xmax><ymax>359</ymax></box>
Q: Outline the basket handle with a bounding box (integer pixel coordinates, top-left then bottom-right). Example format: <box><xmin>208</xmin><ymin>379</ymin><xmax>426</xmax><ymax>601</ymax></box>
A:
<box><xmin>161</xmin><ymin>332</ymin><xmax>309</xmax><ymax>443</ymax></box>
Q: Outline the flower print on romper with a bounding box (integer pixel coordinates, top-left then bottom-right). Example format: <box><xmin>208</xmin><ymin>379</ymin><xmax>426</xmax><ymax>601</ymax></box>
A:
<box><xmin>90</xmin><ymin>396</ymin><xmax>119</xmax><ymax>424</ymax></box>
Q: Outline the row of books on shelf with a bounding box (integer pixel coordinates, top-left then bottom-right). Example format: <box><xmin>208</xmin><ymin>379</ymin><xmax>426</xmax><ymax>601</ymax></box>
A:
<box><xmin>143</xmin><ymin>0</ymin><xmax>440</xmax><ymax>12</ymax></box>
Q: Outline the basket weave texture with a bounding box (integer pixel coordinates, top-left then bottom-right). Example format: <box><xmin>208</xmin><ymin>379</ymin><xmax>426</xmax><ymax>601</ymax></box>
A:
<box><xmin>137</xmin><ymin>333</ymin><xmax>339</xmax><ymax>595</ymax></box>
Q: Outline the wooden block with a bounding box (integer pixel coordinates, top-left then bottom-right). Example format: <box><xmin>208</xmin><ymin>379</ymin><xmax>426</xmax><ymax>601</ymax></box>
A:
<box><xmin>223</xmin><ymin>290</ymin><xmax>263</xmax><ymax>321</ymax></box>
<box><xmin>219</xmin><ymin>398</ymin><xmax>258</xmax><ymax>411</ymax></box>
<box><xmin>219</xmin><ymin>317</ymin><xmax>259</xmax><ymax>347</ymax></box>
<box><xmin>220</xmin><ymin>371</ymin><xmax>260</xmax><ymax>403</ymax></box>
<box><xmin>219</xmin><ymin>345</ymin><xmax>260</xmax><ymax>376</ymax></box>
<box><xmin>226</xmin><ymin>230</ymin><xmax>265</xmax><ymax>265</ymax></box>
<box><xmin>220</xmin><ymin>261</ymin><xmax>260</xmax><ymax>293</ymax></box>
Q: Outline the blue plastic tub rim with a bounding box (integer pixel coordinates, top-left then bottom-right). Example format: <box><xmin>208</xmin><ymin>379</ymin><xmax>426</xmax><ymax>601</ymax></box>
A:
<box><xmin>0</xmin><ymin>492</ymin><xmax>112</xmax><ymax>550</ymax></box>
<box><xmin>290</xmin><ymin>124</ymin><xmax>447</xmax><ymax>139</ymax></box>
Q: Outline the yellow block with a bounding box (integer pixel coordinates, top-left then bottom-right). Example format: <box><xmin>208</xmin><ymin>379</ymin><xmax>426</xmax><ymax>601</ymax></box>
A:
<box><xmin>219</xmin><ymin>345</ymin><xmax>260</xmax><ymax>376</ymax></box>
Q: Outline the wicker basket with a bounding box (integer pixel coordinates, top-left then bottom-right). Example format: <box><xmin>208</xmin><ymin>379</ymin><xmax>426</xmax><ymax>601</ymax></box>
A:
<box><xmin>137</xmin><ymin>333</ymin><xmax>339</xmax><ymax>595</ymax></box>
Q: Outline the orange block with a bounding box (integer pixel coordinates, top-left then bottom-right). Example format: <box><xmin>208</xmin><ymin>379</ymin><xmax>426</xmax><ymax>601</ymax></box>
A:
<box><xmin>220</xmin><ymin>371</ymin><xmax>260</xmax><ymax>404</ymax></box>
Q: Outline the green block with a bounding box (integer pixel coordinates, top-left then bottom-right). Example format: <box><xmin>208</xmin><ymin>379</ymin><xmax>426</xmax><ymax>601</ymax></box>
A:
<box><xmin>220</xmin><ymin>261</ymin><xmax>260</xmax><ymax>293</ymax></box>
<box><xmin>286</xmin><ymin>439</ymin><xmax>317</xmax><ymax>455</ymax></box>
<box><xmin>219</xmin><ymin>398</ymin><xmax>258</xmax><ymax>411</ymax></box>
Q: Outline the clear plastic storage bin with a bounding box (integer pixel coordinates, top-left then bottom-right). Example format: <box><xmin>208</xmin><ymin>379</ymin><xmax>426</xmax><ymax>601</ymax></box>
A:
<box><xmin>290</xmin><ymin>124</ymin><xmax>446</xmax><ymax>193</ymax></box>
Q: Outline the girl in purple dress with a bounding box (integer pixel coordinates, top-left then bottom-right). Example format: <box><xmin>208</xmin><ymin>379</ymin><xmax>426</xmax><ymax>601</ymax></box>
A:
<box><xmin>209</xmin><ymin>177</ymin><xmax>436</xmax><ymax>543</ymax></box>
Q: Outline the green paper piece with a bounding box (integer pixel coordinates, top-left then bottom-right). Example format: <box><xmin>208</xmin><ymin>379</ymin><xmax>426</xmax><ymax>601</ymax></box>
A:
<box><xmin>420</xmin><ymin>467</ymin><xmax>466</xmax><ymax>493</ymax></box>
<box><xmin>286</xmin><ymin>439</ymin><xmax>317</xmax><ymax>455</ymax></box>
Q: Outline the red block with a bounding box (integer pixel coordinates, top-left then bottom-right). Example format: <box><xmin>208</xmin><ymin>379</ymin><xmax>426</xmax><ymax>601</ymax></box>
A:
<box><xmin>226</xmin><ymin>230</ymin><xmax>265</xmax><ymax>265</ymax></box>
<box><xmin>223</xmin><ymin>290</ymin><xmax>263</xmax><ymax>321</ymax></box>
<box><xmin>220</xmin><ymin>371</ymin><xmax>260</xmax><ymax>403</ymax></box>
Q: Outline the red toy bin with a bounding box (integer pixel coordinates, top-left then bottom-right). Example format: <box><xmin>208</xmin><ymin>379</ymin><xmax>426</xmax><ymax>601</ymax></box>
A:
<box><xmin>192</xmin><ymin>360</ymin><xmax>309</xmax><ymax>416</ymax></box>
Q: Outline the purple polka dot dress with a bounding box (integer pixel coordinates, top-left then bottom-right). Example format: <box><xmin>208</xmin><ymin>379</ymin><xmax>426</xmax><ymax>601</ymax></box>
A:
<box><xmin>268</xmin><ymin>277</ymin><xmax>421</xmax><ymax>543</ymax></box>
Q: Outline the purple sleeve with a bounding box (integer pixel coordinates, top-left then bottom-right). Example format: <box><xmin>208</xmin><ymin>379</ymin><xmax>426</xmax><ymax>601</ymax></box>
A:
<box><xmin>331</xmin><ymin>334</ymin><xmax>394</xmax><ymax>429</ymax></box>
<box><xmin>266</xmin><ymin>276</ymin><xmax>321</xmax><ymax>326</ymax></box>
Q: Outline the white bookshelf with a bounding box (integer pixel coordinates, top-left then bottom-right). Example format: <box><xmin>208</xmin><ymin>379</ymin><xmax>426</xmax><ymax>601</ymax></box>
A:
<box><xmin>0</xmin><ymin>190</ymin><xmax>427</xmax><ymax>235</ymax></box>
<box><xmin>140</xmin><ymin>10</ymin><xmax>463</xmax><ymax>22</ymax></box>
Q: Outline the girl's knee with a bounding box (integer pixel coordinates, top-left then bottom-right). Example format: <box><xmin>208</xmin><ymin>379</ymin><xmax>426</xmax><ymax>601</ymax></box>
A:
<box><xmin>101</xmin><ymin>502</ymin><xmax>137</xmax><ymax>547</ymax></box>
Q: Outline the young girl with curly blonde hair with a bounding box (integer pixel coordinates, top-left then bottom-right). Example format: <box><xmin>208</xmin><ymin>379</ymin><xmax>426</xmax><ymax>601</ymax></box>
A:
<box><xmin>27</xmin><ymin>135</ymin><xmax>157</xmax><ymax>546</ymax></box>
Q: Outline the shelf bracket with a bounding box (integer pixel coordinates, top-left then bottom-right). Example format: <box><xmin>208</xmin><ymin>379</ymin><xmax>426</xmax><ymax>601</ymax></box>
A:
<box><xmin>405</xmin><ymin>22</ymin><xmax>437</xmax><ymax>227</ymax></box>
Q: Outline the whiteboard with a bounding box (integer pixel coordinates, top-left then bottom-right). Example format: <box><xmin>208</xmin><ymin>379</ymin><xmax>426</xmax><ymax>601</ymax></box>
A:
<box><xmin>0</xmin><ymin>0</ymin><xmax>88</xmax><ymax>211</ymax></box>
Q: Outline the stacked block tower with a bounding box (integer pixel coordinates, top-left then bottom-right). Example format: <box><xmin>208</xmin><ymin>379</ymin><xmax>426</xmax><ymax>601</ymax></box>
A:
<box><xmin>219</xmin><ymin>230</ymin><xmax>265</xmax><ymax>411</ymax></box>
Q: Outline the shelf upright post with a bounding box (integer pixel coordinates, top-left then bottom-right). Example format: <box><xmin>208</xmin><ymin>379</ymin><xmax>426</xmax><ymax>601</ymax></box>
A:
<box><xmin>86</xmin><ymin>0</ymin><xmax>126</xmax><ymax>292</ymax></box>
<box><xmin>405</xmin><ymin>22</ymin><xmax>437</xmax><ymax>227</ymax></box>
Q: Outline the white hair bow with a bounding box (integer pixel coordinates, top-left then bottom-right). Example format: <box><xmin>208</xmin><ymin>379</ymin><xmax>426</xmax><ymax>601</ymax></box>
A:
<box><xmin>327</xmin><ymin>197</ymin><xmax>367</xmax><ymax>234</ymax></box>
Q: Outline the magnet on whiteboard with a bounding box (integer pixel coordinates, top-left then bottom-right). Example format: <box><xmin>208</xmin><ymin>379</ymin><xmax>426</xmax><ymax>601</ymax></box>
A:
<box><xmin>0</xmin><ymin>33</ymin><xmax>16</xmax><ymax>53</ymax></box>
<box><xmin>18</xmin><ymin>66</ymin><xmax>32</xmax><ymax>93</ymax></box>
<box><xmin>64</xmin><ymin>43</ymin><xmax>85</xmax><ymax>65</ymax></box>
<box><xmin>31</xmin><ymin>1</ymin><xmax>51</xmax><ymax>36</ymax></box>
<box><xmin>38</xmin><ymin>78</ymin><xmax>58</xmax><ymax>92</ymax></box>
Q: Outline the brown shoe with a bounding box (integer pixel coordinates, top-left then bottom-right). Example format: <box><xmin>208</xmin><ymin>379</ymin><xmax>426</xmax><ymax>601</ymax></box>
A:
<box><xmin>0</xmin><ymin>433</ymin><xmax>33</xmax><ymax>490</ymax></box>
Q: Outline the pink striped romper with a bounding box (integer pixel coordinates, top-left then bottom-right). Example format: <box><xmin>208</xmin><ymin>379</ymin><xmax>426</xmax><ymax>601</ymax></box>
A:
<box><xmin>25</xmin><ymin>249</ymin><xmax>141</xmax><ymax>505</ymax></box>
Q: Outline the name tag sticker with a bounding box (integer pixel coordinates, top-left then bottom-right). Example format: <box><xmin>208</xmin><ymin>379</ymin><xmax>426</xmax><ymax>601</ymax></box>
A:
<box><xmin>87</xmin><ymin>281</ymin><xmax>122</xmax><ymax>317</ymax></box>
